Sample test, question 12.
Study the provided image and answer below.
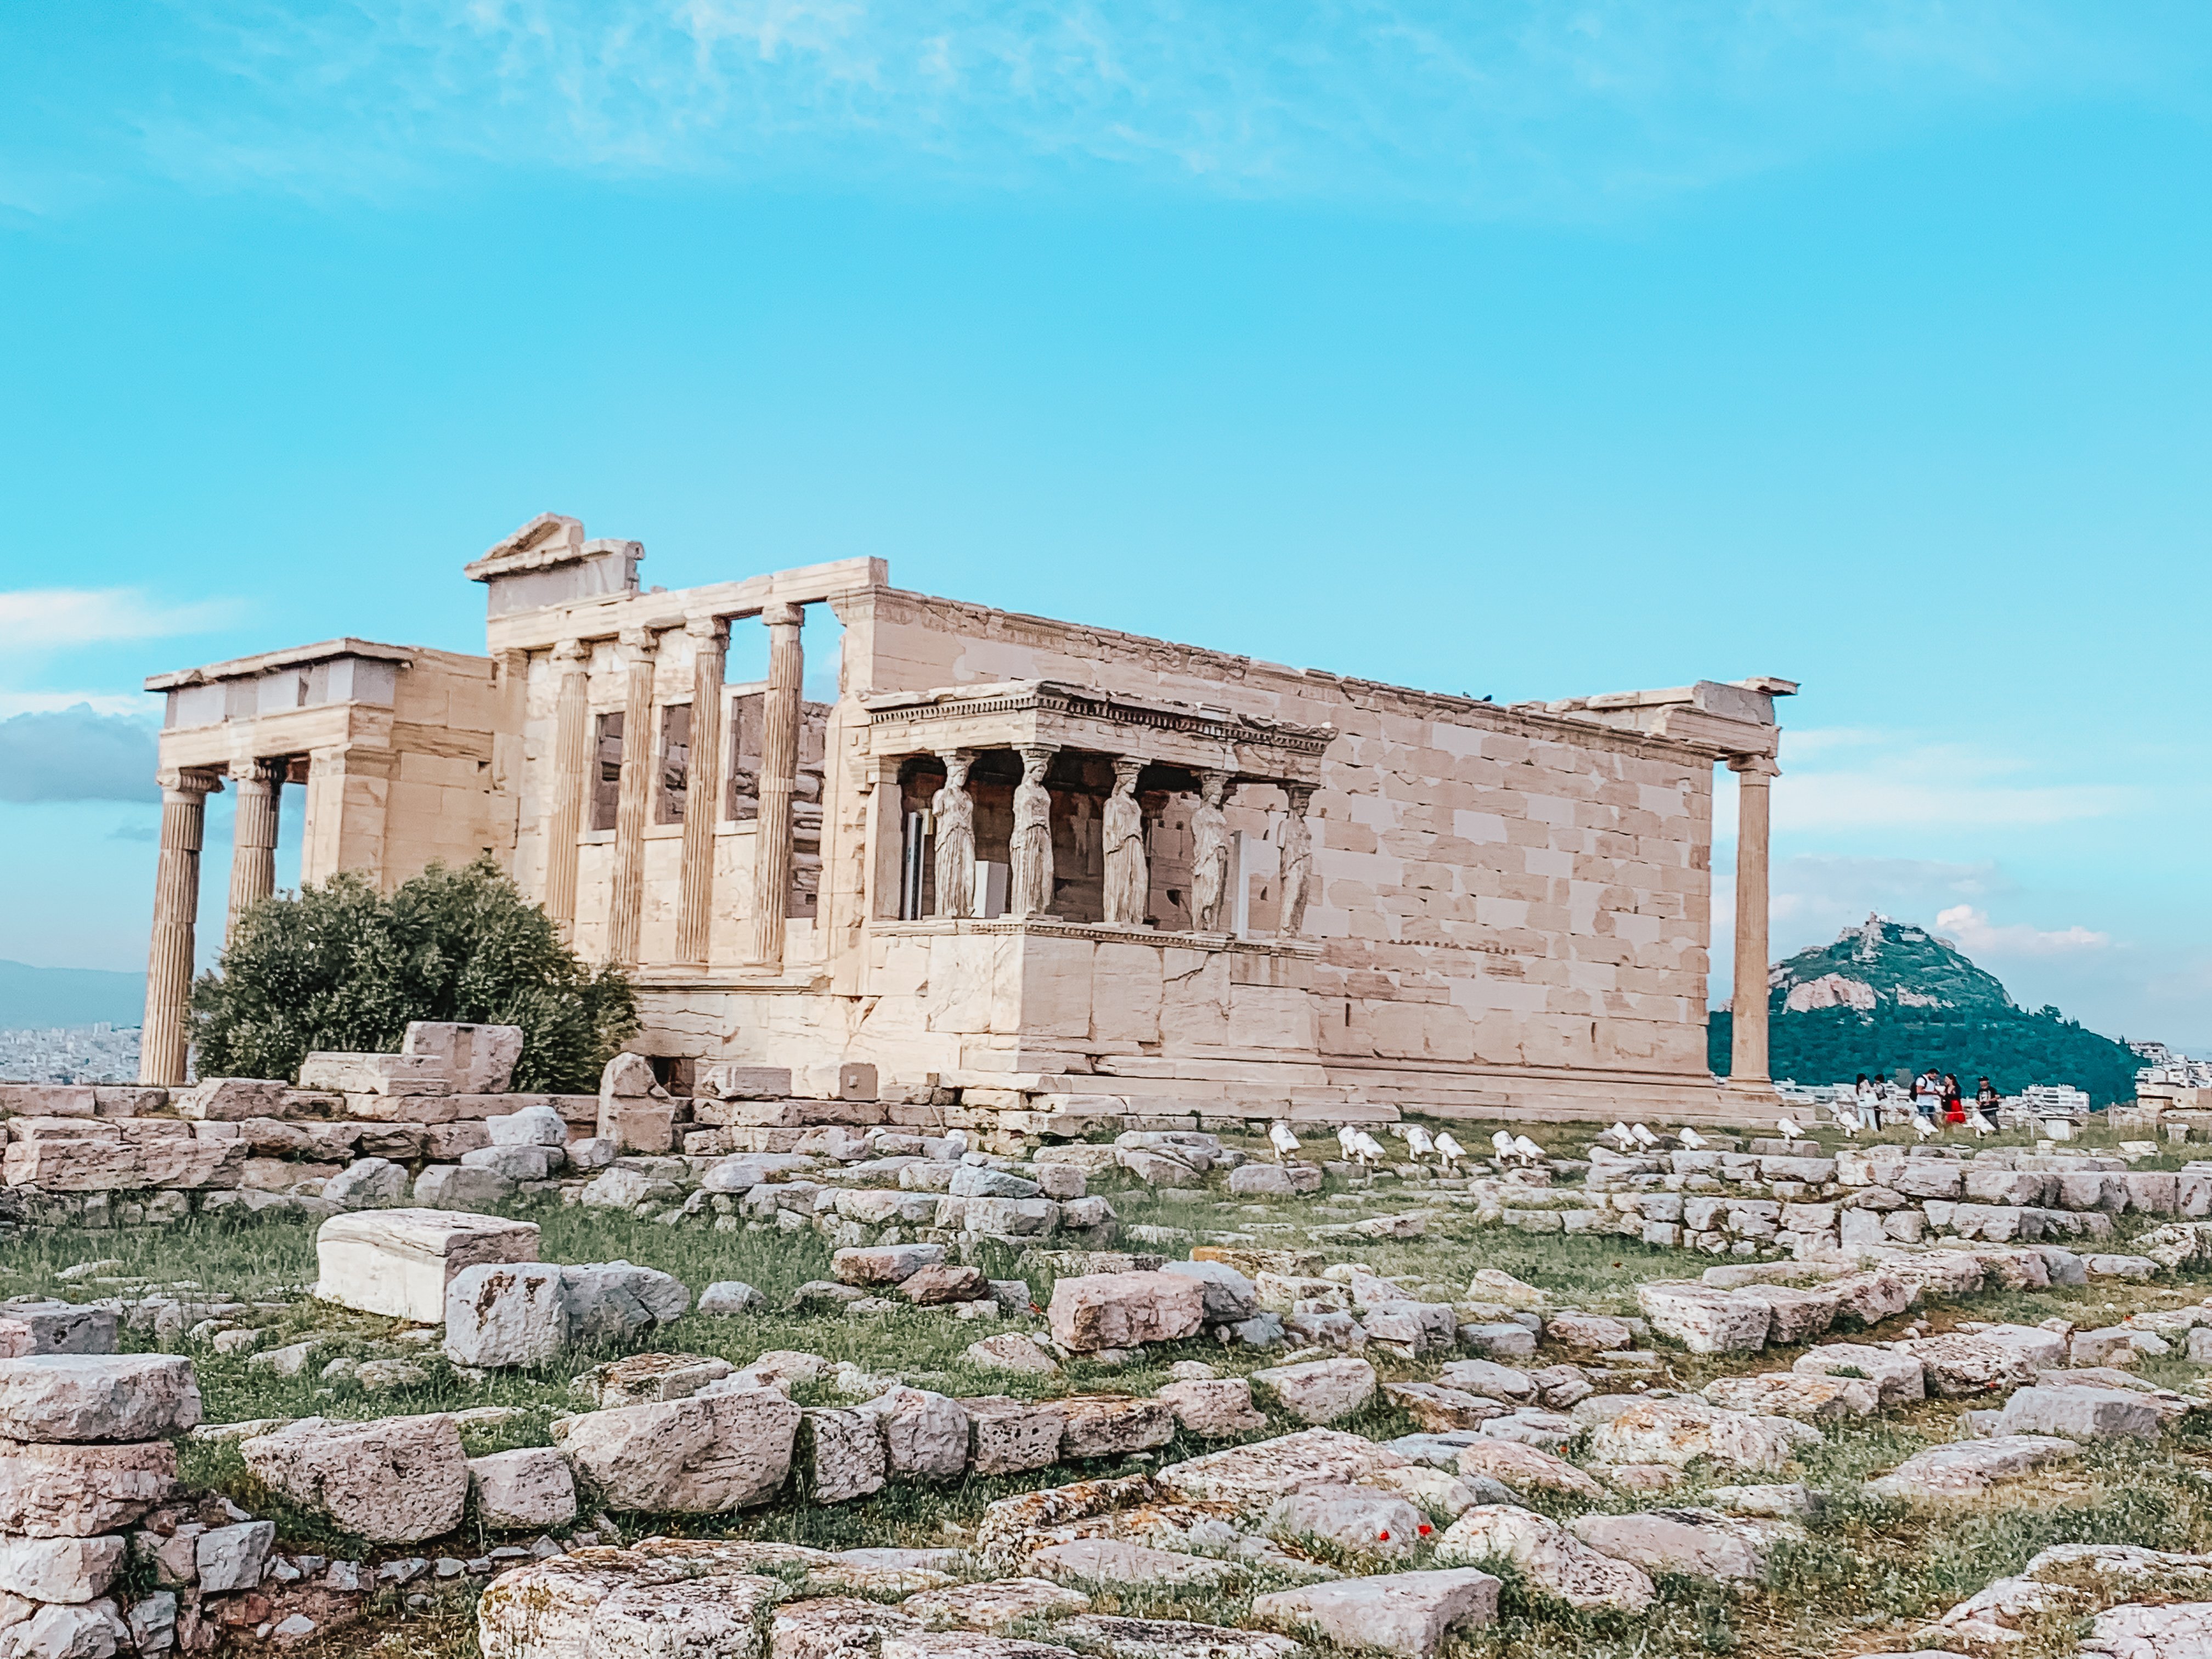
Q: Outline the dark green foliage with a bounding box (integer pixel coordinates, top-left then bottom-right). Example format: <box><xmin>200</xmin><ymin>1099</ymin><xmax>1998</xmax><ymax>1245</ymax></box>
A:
<box><xmin>1710</xmin><ymin>916</ymin><xmax>2141</xmax><ymax>1104</ymax></box>
<box><xmin>189</xmin><ymin>856</ymin><xmax>636</xmax><ymax>1093</ymax></box>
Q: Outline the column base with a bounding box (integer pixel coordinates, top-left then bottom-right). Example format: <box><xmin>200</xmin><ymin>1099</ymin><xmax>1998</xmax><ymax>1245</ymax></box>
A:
<box><xmin>1720</xmin><ymin>1076</ymin><xmax>1784</xmax><ymax>1105</ymax></box>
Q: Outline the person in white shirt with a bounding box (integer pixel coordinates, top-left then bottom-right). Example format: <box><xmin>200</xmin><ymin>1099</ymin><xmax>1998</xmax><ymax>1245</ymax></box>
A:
<box><xmin>1913</xmin><ymin>1070</ymin><xmax>1942</xmax><ymax>1119</ymax></box>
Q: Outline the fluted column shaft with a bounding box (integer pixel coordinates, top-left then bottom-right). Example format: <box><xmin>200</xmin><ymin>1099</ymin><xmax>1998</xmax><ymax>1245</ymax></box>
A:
<box><xmin>607</xmin><ymin>629</ymin><xmax>660</xmax><ymax>967</ymax></box>
<box><xmin>675</xmin><ymin>617</ymin><xmax>727</xmax><ymax>965</ymax></box>
<box><xmin>1728</xmin><ymin>754</ymin><xmax>1780</xmax><ymax>1086</ymax></box>
<box><xmin>225</xmin><ymin>758</ymin><xmax>283</xmax><ymax>936</ymax></box>
<box><xmin>747</xmin><ymin>602</ymin><xmax>805</xmax><ymax>967</ymax></box>
<box><xmin>140</xmin><ymin>769</ymin><xmax>218</xmax><ymax>1085</ymax></box>
<box><xmin>544</xmin><ymin>641</ymin><xmax>590</xmax><ymax>942</ymax></box>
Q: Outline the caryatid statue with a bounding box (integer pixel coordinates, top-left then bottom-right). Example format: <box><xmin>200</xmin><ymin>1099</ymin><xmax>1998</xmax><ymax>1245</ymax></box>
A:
<box><xmin>1189</xmin><ymin>770</ymin><xmax>1231</xmax><ymax>933</ymax></box>
<box><xmin>930</xmin><ymin>749</ymin><xmax>976</xmax><ymax>918</ymax></box>
<box><xmin>1278</xmin><ymin>782</ymin><xmax>1315</xmax><ymax>936</ymax></box>
<box><xmin>1102</xmin><ymin>757</ymin><xmax>1148</xmax><ymax>926</ymax></box>
<box><xmin>1009</xmin><ymin>746</ymin><xmax>1057</xmax><ymax>917</ymax></box>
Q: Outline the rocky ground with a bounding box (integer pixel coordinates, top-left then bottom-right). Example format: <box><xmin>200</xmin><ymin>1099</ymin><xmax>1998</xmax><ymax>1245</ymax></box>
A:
<box><xmin>7</xmin><ymin>1114</ymin><xmax>2212</xmax><ymax>1659</ymax></box>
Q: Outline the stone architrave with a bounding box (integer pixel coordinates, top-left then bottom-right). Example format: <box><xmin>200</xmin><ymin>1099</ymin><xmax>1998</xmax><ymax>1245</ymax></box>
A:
<box><xmin>931</xmin><ymin>751</ymin><xmax>977</xmax><ymax>919</ymax></box>
<box><xmin>1009</xmin><ymin>746</ymin><xmax>1056</xmax><ymax>917</ymax></box>
<box><xmin>1189</xmin><ymin>771</ymin><xmax>1230</xmax><ymax>932</ymax></box>
<box><xmin>1102</xmin><ymin>757</ymin><xmax>1148</xmax><ymax>927</ymax></box>
<box><xmin>1278</xmin><ymin>783</ymin><xmax>1314</xmax><ymax>937</ymax></box>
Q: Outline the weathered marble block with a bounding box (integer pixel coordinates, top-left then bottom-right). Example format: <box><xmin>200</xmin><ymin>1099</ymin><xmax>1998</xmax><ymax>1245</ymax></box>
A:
<box><xmin>0</xmin><ymin>1356</ymin><xmax>201</xmax><ymax>1443</ymax></box>
<box><xmin>403</xmin><ymin>1020</ymin><xmax>523</xmax><ymax>1093</ymax></box>
<box><xmin>298</xmin><ymin>1052</ymin><xmax>453</xmax><ymax>1096</ymax></box>
<box><xmin>315</xmin><ymin>1207</ymin><xmax>541</xmax><ymax>1323</ymax></box>
<box><xmin>0</xmin><ymin>1438</ymin><xmax>177</xmax><ymax>1536</ymax></box>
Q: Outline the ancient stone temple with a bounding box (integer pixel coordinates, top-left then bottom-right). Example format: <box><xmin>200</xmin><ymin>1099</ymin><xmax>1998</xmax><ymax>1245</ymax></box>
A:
<box><xmin>141</xmin><ymin>512</ymin><xmax>1793</xmax><ymax>1124</ymax></box>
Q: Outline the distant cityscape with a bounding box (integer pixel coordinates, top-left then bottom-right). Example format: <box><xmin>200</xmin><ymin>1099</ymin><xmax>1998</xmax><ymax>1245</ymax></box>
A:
<box><xmin>0</xmin><ymin>1023</ymin><xmax>143</xmax><ymax>1084</ymax></box>
<box><xmin>2130</xmin><ymin>1040</ymin><xmax>2212</xmax><ymax>1089</ymax></box>
<box><xmin>8</xmin><ymin>1016</ymin><xmax>2205</xmax><ymax>1100</ymax></box>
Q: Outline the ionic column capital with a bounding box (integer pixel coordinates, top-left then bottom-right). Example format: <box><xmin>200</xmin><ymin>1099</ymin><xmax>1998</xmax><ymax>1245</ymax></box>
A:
<box><xmin>551</xmin><ymin>637</ymin><xmax>590</xmax><ymax>667</ymax></box>
<box><xmin>159</xmin><ymin>766</ymin><xmax>223</xmax><ymax>798</ymax></box>
<box><xmin>760</xmin><ymin>601</ymin><xmax>805</xmax><ymax>630</ymax></box>
<box><xmin>685</xmin><ymin>615</ymin><xmax>729</xmax><ymax>645</ymax></box>
<box><xmin>617</xmin><ymin>627</ymin><xmax>659</xmax><ymax>661</ymax></box>
<box><xmin>1726</xmin><ymin>753</ymin><xmax>1781</xmax><ymax>779</ymax></box>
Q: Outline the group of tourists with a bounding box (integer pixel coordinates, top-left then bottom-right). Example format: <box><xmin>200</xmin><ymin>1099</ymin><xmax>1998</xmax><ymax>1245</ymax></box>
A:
<box><xmin>1848</xmin><ymin>1069</ymin><xmax>2001</xmax><ymax>1129</ymax></box>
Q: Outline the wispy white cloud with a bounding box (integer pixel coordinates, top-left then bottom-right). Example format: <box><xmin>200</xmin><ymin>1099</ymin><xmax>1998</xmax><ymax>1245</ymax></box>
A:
<box><xmin>0</xmin><ymin>590</ymin><xmax>240</xmax><ymax>649</ymax></box>
<box><xmin>1934</xmin><ymin>902</ymin><xmax>2109</xmax><ymax>957</ymax></box>
<box><xmin>75</xmin><ymin>1</ymin><xmax>2199</xmax><ymax>215</ymax></box>
<box><xmin>1746</xmin><ymin>727</ymin><xmax>2140</xmax><ymax>834</ymax></box>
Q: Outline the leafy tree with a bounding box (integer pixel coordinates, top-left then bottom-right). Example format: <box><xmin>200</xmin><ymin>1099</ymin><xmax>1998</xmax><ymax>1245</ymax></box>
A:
<box><xmin>191</xmin><ymin>856</ymin><xmax>636</xmax><ymax>1093</ymax></box>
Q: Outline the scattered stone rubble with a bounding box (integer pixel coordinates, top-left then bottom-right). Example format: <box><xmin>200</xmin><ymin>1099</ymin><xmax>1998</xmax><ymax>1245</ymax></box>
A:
<box><xmin>15</xmin><ymin>1094</ymin><xmax>2212</xmax><ymax>1656</ymax></box>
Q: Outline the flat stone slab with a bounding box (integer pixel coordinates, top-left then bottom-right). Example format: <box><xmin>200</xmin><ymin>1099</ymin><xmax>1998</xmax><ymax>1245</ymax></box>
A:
<box><xmin>1156</xmin><ymin>1428</ymin><xmax>1408</xmax><ymax>1509</ymax></box>
<box><xmin>1996</xmin><ymin>1385</ymin><xmax>2163</xmax><ymax>1442</ymax></box>
<box><xmin>315</xmin><ymin>1207</ymin><xmax>541</xmax><ymax>1324</ymax></box>
<box><xmin>1251</xmin><ymin>1568</ymin><xmax>1502</xmax><ymax>1658</ymax></box>
<box><xmin>902</xmin><ymin>1577</ymin><xmax>1093</xmax><ymax>1630</ymax></box>
<box><xmin>0</xmin><ymin>1356</ymin><xmax>201</xmax><ymax>1443</ymax></box>
<box><xmin>1568</xmin><ymin>1506</ymin><xmax>1797</xmax><ymax>1581</ymax></box>
<box><xmin>1582</xmin><ymin>1398</ymin><xmax>1820</xmax><ymax>1475</ymax></box>
<box><xmin>1029</xmin><ymin>1539</ymin><xmax>1236</xmax><ymax>1587</ymax></box>
<box><xmin>2082</xmin><ymin>1599</ymin><xmax>2212</xmax><ymax>1657</ymax></box>
<box><xmin>480</xmin><ymin>1542</ymin><xmax>784</xmax><ymax>1659</ymax></box>
<box><xmin>1054</xmin><ymin>1617</ymin><xmax>1302</xmax><ymax>1659</ymax></box>
<box><xmin>1453</xmin><ymin>1439</ymin><xmax>1604</xmax><ymax>1499</ymax></box>
<box><xmin>1435</xmin><ymin>1505</ymin><xmax>1654</xmax><ymax>1611</ymax></box>
<box><xmin>1864</xmin><ymin>1435</ymin><xmax>2083</xmax><ymax>1502</ymax></box>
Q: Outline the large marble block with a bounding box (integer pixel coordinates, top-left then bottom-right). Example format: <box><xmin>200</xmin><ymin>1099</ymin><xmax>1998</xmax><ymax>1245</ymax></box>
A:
<box><xmin>315</xmin><ymin>1208</ymin><xmax>541</xmax><ymax>1324</ymax></box>
<box><xmin>403</xmin><ymin>1021</ymin><xmax>524</xmax><ymax>1093</ymax></box>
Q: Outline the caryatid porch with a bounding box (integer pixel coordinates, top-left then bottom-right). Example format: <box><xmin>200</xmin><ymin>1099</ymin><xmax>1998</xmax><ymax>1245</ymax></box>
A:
<box><xmin>859</xmin><ymin>681</ymin><xmax>1335</xmax><ymax>940</ymax></box>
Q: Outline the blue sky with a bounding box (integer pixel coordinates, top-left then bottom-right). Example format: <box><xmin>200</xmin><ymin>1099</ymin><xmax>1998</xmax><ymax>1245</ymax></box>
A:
<box><xmin>2</xmin><ymin>2</ymin><xmax>2208</xmax><ymax>1049</ymax></box>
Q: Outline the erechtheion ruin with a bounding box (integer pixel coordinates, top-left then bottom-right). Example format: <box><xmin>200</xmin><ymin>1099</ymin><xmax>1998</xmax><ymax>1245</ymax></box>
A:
<box><xmin>141</xmin><ymin>513</ymin><xmax>1793</xmax><ymax>1124</ymax></box>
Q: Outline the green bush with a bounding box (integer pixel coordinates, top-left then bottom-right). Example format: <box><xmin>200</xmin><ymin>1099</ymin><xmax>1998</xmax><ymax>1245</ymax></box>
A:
<box><xmin>190</xmin><ymin>856</ymin><xmax>636</xmax><ymax>1093</ymax></box>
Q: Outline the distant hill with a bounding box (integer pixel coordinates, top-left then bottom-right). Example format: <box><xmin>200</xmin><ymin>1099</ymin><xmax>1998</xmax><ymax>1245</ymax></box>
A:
<box><xmin>0</xmin><ymin>960</ymin><xmax>145</xmax><ymax>1031</ymax></box>
<box><xmin>1709</xmin><ymin>915</ymin><xmax>2142</xmax><ymax>1105</ymax></box>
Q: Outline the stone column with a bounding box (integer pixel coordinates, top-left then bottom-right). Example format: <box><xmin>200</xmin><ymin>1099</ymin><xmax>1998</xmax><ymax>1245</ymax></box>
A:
<box><xmin>544</xmin><ymin>640</ymin><xmax>591</xmax><ymax>942</ymax></box>
<box><xmin>225</xmin><ymin>757</ymin><xmax>284</xmax><ymax>936</ymax></box>
<box><xmin>674</xmin><ymin>618</ymin><xmax>727</xmax><ymax>966</ymax></box>
<box><xmin>931</xmin><ymin>749</ymin><xmax>977</xmax><ymax>919</ymax></box>
<box><xmin>1278</xmin><ymin>782</ymin><xmax>1316</xmax><ymax>938</ymax></box>
<box><xmin>1102</xmin><ymin>756</ymin><xmax>1148</xmax><ymax>926</ymax></box>
<box><xmin>747</xmin><ymin>602</ymin><xmax>805</xmax><ymax>967</ymax></box>
<box><xmin>1009</xmin><ymin>744</ymin><xmax>1058</xmax><ymax>918</ymax></box>
<box><xmin>606</xmin><ymin>628</ymin><xmax>659</xmax><ymax>967</ymax></box>
<box><xmin>1727</xmin><ymin>754</ymin><xmax>1780</xmax><ymax>1087</ymax></box>
<box><xmin>140</xmin><ymin>768</ymin><xmax>219</xmax><ymax>1086</ymax></box>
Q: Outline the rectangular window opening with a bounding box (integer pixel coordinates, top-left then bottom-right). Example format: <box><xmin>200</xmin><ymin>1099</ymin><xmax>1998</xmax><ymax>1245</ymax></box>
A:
<box><xmin>591</xmin><ymin>712</ymin><xmax>624</xmax><ymax>832</ymax></box>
